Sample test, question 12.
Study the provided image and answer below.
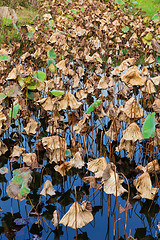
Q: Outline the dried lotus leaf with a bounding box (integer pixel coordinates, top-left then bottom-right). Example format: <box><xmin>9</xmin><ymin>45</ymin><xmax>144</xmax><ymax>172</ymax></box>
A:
<box><xmin>59</xmin><ymin>202</ymin><xmax>93</xmax><ymax>229</ymax></box>
<box><xmin>123</xmin><ymin>123</ymin><xmax>143</xmax><ymax>142</ymax></box>
<box><xmin>134</xmin><ymin>172</ymin><xmax>158</xmax><ymax>200</ymax></box>
<box><xmin>40</xmin><ymin>180</ymin><xmax>56</xmax><ymax>197</ymax></box>
<box><xmin>87</xmin><ymin>157</ymin><xmax>107</xmax><ymax>178</ymax></box>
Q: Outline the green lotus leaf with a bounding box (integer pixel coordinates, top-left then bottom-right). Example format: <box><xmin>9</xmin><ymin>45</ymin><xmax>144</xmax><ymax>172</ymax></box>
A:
<box><xmin>142</xmin><ymin>112</ymin><xmax>155</xmax><ymax>139</ymax></box>
<box><xmin>9</xmin><ymin>103</ymin><xmax>19</xmax><ymax>119</ymax></box>
<box><xmin>85</xmin><ymin>99</ymin><xmax>102</xmax><ymax>114</ymax></box>
<box><xmin>33</xmin><ymin>71</ymin><xmax>46</xmax><ymax>82</ymax></box>
<box><xmin>49</xmin><ymin>90</ymin><xmax>64</xmax><ymax>97</ymax></box>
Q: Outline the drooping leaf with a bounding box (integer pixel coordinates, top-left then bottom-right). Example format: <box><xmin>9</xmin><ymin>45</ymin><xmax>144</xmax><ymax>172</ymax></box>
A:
<box><xmin>9</xmin><ymin>104</ymin><xmax>19</xmax><ymax>119</ymax></box>
<box><xmin>85</xmin><ymin>99</ymin><xmax>102</xmax><ymax>114</ymax></box>
<box><xmin>49</xmin><ymin>90</ymin><xmax>64</xmax><ymax>97</ymax></box>
<box><xmin>142</xmin><ymin>112</ymin><xmax>155</xmax><ymax>139</ymax></box>
<box><xmin>33</xmin><ymin>71</ymin><xmax>46</xmax><ymax>82</ymax></box>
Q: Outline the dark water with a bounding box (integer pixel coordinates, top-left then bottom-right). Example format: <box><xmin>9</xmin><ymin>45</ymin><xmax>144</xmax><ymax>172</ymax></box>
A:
<box><xmin>0</xmin><ymin>67</ymin><xmax>159</xmax><ymax>240</ymax></box>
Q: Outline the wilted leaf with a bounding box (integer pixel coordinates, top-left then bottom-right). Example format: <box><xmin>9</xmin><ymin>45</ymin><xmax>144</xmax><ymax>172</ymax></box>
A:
<box><xmin>0</xmin><ymin>167</ymin><xmax>8</xmax><ymax>175</ymax></box>
<box><xmin>87</xmin><ymin>157</ymin><xmax>107</xmax><ymax>178</ymax></box>
<box><xmin>24</xmin><ymin>118</ymin><xmax>38</xmax><ymax>135</ymax></box>
<box><xmin>59</xmin><ymin>202</ymin><xmax>93</xmax><ymax>229</ymax></box>
<box><xmin>40</xmin><ymin>180</ymin><xmax>56</xmax><ymax>197</ymax></box>
<box><xmin>6</xmin><ymin>167</ymin><xmax>32</xmax><ymax>201</ymax></box>
<box><xmin>134</xmin><ymin>172</ymin><xmax>158</xmax><ymax>200</ymax></box>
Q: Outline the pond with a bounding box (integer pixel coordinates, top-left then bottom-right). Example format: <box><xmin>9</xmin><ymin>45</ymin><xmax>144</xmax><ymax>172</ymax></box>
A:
<box><xmin>0</xmin><ymin>0</ymin><xmax>160</xmax><ymax>239</ymax></box>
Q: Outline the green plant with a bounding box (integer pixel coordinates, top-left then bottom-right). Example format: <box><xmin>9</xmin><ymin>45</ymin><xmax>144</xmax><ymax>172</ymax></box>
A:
<box><xmin>142</xmin><ymin>112</ymin><xmax>155</xmax><ymax>139</ymax></box>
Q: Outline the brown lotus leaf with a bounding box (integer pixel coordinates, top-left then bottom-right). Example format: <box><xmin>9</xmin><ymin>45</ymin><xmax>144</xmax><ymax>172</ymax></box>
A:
<box><xmin>54</xmin><ymin>162</ymin><xmax>73</xmax><ymax>176</ymax></box>
<box><xmin>37</xmin><ymin>97</ymin><xmax>54</xmax><ymax>111</ymax></box>
<box><xmin>152</xmin><ymin>99</ymin><xmax>160</xmax><ymax>114</ymax></box>
<box><xmin>4</xmin><ymin>83</ymin><xmax>21</xmax><ymax>98</ymax></box>
<box><xmin>119</xmin><ymin>204</ymin><xmax>125</xmax><ymax>213</ymax></box>
<box><xmin>77</xmin><ymin>67</ymin><xmax>84</xmax><ymax>78</ymax></box>
<box><xmin>36</xmin><ymin>79</ymin><xmax>45</xmax><ymax>92</ymax></box>
<box><xmin>22</xmin><ymin>152</ymin><xmax>41</xmax><ymax>169</ymax></box>
<box><xmin>6</xmin><ymin>67</ymin><xmax>17</xmax><ymax>80</ymax></box>
<box><xmin>73</xmin><ymin>114</ymin><xmax>89</xmax><ymax>134</ymax></box>
<box><xmin>20</xmin><ymin>52</ymin><xmax>31</xmax><ymax>61</ymax></box>
<box><xmin>46</xmin><ymin>148</ymin><xmax>65</xmax><ymax>164</ymax></box>
<box><xmin>59</xmin><ymin>202</ymin><xmax>93</xmax><ymax>229</ymax></box>
<box><xmin>157</xmin><ymin>222</ymin><xmax>160</xmax><ymax>232</ymax></box>
<box><xmin>118</xmin><ymin>58</ymin><xmax>136</xmax><ymax>72</ymax></box>
<box><xmin>68</xmin><ymin>111</ymin><xmax>80</xmax><ymax>126</ymax></box>
<box><xmin>121</xmin><ymin>66</ymin><xmax>145</xmax><ymax>86</ymax></box>
<box><xmin>95</xmin><ymin>103</ymin><xmax>107</xmax><ymax>118</ymax></box>
<box><xmin>97</xmin><ymin>76</ymin><xmax>115</xmax><ymax>89</ymax></box>
<box><xmin>145</xmin><ymin>54</ymin><xmax>155</xmax><ymax>64</ymax></box>
<box><xmin>40</xmin><ymin>180</ymin><xmax>56</xmax><ymax>197</ymax></box>
<box><xmin>127</xmin><ymin>234</ymin><xmax>136</xmax><ymax>240</ymax></box>
<box><xmin>43</xmin><ymin>13</ymin><xmax>52</xmax><ymax>21</ymax></box>
<box><xmin>24</xmin><ymin>118</ymin><xmax>38</xmax><ymax>135</ymax></box>
<box><xmin>73</xmin><ymin>74</ymin><xmax>80</xmax><ymax>88</ymax></box>
<box><xmin>102</xmin><ymin>163</ymin><xmax>128</xmax><ymax>196</ymax></box>
<box><xmin>45</xmin><ymin>79</ymin><xmax>55</xmax><ymax>92</ymax></box>
<box><xmin>151</xmin><ymin>76</ymin><xmax>160</xmax><ymax>86</ymax></box>
<box><xmin>42</xmin><ymin>135</ymin><xmax>67</xmax><ymax>151</ymax></box>
<box><xmin>10</xmin><ymin>146</ymin><xmax>25</xmax><ymax>158</ymax></box>
<box><xmin>123</xmin><ymin>123</ymin><xmax>143</xmax><ymax>142</ymax></box>
<box><xmin>117</xmin><ymin>105</ymin><xmax>131</xmax><ymax>124</ymax></box>
<box><xmin>46</xmin><ymin>125</ymin><xmax>63</xmax><ymax>134</ymax></box>
<box><xmin>151</xmin><ymin>128</ymin><xmax>160</xmax><ymax>147</ymax></box>
<box><xmin>134</xmin><ymin>172</ymin><xmax>158</xmax><ymax>200</ymax></box>
<box><xmin>116</xmin><ymin>138</ymin><xmax>135</xmax><ymax>159</ymax></box>
<box><xmin>0</xmin><ymin>140</ymin><xmax>8</xmax><ymax>156</ymax></box>
<box><xmin>105</xmin><ymin>119</ymin><xmax>121</xmax><ymax>141</ymax></box>
<box><xmin>92</xmin><ymin>52</ymin><xmax>102</xmax><ymax>64</ymax></box>
<box><xmin>105</xmin><ymin>103</ymin><xmax>118</xmax><ymax>119</ymax></box>
<box><xmin>58</xmin><ymin>92</ymin><xmax>82</xmax><ymax>110</ymax></box>
<box><xmin>56</xmin><ymin>60</ymin><xmax>66</xmax><ymax>71</ymax></box>
<box><xmin>84</xmin><ymin>80</ymin><xmax>94</xmax><ymax>93</ymax></box>
<box><xmin>52</xmin><ymin>210</ymin><xmax>60</xmax><ymax>228</ymax></box>
<box><xmin>141</xmin><ymin>66</ymin><xmax>149</xmax><ymax>76</ymax></box>
<box><xmin>69</xmin><ymin>152</ymin><xmax>84</xmax><ymax>169</ymax></box>
<box><xmin>142</xmin><ymin>79</ymin><xmax>156</xmax><ymax>94</ymax></box>
<box><xmin>76</xmin><ymin>90</ymin><xmax>87</xmax><ymax>100</ymax></box>
<box><xmin>81</xmin><ymin>201</ymin><xmax>92</xmax><ymax>212</ymax></box>
<box><xmin>145</xmin><ymin>159</ymin><xmax>160</xmax><ymax>173</ymax></box>
<box><xmin>76</xmin><ymin>26</ymin><xmax>86</xmax><ymax>36</ymax></box>
<box><xmin>87</xmin><ymin>157</ymin><xmax>107</xmax><ymax>178</ymax></box>
<box><xmin>0</xmin><ymin>167</ymin><xmax>8</xmax><ymax>175</ymax></box>
<box><xmin>122</xmin><ymin>97</ymin><xmax>144</xmax><ymax>120</ymax></box>
<box><xmin>83</xmin><ymin>176</ymin><xmax>101</xmax><ymax>189</ymax></box>
<box><xmin>111</xmin><ymin>67</ymin><xmax>120</xmax><ymax>75</ymax></box>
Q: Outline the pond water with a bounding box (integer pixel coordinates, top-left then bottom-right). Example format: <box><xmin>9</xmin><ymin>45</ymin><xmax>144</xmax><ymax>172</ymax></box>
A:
<box><xmin>0</xmin><ymin>64</ymin><xmax>159</xmax><ymax>240</ymax></box>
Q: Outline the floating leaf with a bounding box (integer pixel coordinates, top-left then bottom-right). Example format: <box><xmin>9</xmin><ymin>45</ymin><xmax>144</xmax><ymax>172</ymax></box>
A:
<box><xmin>142</xmin><ymin>112</ymin><xmax>155</xmax><ymax>139</ymax></box>
<box><xmin>9</xmin><ymin>104</ymin><xmax>19</xmax><ymax>119</ymax></box>
<box><xmin>33</xmin><ymin>71</ymin><xmax>46</xmax><ymax>82</ymax></box>
<box><xmin>85</xmin><ymin>99</ymin><xmax>102</xmax><ymax>114</ymax></box>
<box><xmin>49</xmin><ymin>90</ymin><xmax>64</xmax><ymax>97</ymax></box>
